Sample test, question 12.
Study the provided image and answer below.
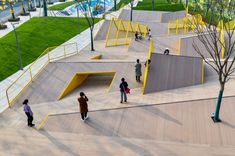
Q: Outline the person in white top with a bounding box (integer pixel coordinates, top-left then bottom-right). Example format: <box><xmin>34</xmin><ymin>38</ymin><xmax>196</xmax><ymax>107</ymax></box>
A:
<box><xmin>148</xmin><ymin>29</ymin><xmax>152</xmax><ymax>40</ymax></box>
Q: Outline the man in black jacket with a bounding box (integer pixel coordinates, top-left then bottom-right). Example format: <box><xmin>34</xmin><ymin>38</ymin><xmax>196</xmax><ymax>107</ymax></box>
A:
<box><xmin>119</xmin><ymin>78</ymin><xmax>128</xmax><ymax>103</ymax></box>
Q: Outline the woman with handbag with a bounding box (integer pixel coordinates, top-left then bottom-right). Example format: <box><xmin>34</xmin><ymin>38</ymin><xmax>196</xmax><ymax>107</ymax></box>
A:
<box><xmin>119</xmin><ymin>78</ymin><xmax>129</xmax><ymax>103</ymax></box>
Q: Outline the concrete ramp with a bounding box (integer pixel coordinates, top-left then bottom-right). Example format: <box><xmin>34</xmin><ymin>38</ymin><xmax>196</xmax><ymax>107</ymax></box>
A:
<box><xmin>128</xmin><ymin>38</ymin><xmax>150</xmax><ymax>52</ymax></box>
<box><xmin>13</xmin><ymin>62</ymin><xmax>143</xmax><ymax>106</ymax></box>
<box><xmin>153</xmin><ymin>35</ymin><xmax>183</xmax><ymax>54</ymax></box>
<box><xmin>143</xmin><ymin>22</ymin><xmax>169</xmax><ymax>36</ymax></box>
<box><xmin>94</xmin><ymin>20</ymin><xmax>110</xmax><ymax>40</ymax></box>
<box><xmin>118</xmin><ymin>9</ymin><xmax>164</xmax><ymax>22</ymax></box>
<box><xmin>179</xmin><ymin>33</ymin><xmax>220</xmax><ymax>58</ymax></box>
<box><xmin>161</xmin><ymin>11</ymin><xmax>186</xmax><ymax>23</ymax></box>
<box><xmin>144</xmin><ymin>53</ymin><xmax>203</xmax><ymax>94</ymax></box>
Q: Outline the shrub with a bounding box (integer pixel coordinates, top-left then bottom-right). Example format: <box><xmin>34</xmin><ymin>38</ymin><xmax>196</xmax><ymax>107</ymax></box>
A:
<box><xmin>0</xmin><ymin>24</ymin><xmax>7</xmax><ymax>30</ymax></box>
<box><xmin>8</xmin><ymin>17</ymin><xmax>20</xmax><ymax>22</ymax></box>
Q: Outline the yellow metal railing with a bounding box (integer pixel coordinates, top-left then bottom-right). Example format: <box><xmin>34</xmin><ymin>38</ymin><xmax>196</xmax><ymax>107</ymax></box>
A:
<box><xmin>105</xmin><ymin>18</ymin><xmax>148</xmax><ymax>47</ymax></box>
<box><xmin>217</xmin><ymin>19</ymin><xmax>235</xmax><ymax>59</ymax></box>
<box><xmin>6</xmin><ymin>42</ymin><xmax>78</xmax><ymax>107</ymax></box>
<box><xmin>142</xmin><ymin>39</ymin><xmax>154</xmax><ymax>94</ymax></box>
<box><xmin>168</xmin><ymin>14</ymin><xmax>205</xmax><ymax>35</ymax></box>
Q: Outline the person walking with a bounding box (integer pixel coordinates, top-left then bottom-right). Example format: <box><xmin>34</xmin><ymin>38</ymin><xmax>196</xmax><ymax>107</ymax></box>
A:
<box><xmin>78</xmin><ymin>92</ymin><xmax>89</xmax><ymax>122</ymax></box>
<box><xmin>119</xmin><ymin>78</ymin><xmax>129</xmax><ymax>103</ymax></box>
<box><xmin>135</xmin><ymin>59</ymin><xmax>142</xmax><ymax>82</ymax></box>
<box><xmin>22</xmin><ymin>99</ymin><xmax>35</xmax><ymax>127</ymax></box>
<box><xmin>147</xmin><ymin>29</ymin><xmax>152</xmax><ymax>40</ymax></box>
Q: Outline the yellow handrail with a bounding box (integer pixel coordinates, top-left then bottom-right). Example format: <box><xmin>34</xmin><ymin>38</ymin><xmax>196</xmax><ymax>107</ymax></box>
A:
<box><xmin>142</xmin><ymin>39</ymin><xmax>154</xmax><ymax>94</ymax></box>
<box><xmin>6</xmin><ymin>42</ymin><xmax>78</xmax><ymax>107</ymax></box>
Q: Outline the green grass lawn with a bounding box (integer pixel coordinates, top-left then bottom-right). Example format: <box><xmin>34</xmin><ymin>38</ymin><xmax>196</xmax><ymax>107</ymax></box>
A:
<box><xmin>0</xmin><ymin>17</ymin><xmax>99</xmax><ymax>81</ymax></box>
<box><xmin>49</xmin><ymin>1</ymin><xmax>76</xmax><ymax>10</ymax></box>
<box><xmin>134</xmin><ymin>0</ymin><xmax>185</xmax><ymax>11</ymax></box>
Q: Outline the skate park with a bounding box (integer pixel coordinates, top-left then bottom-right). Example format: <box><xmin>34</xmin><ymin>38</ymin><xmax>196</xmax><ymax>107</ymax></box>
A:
<box><xmin>0</xmin><ymin>1</ymin><xmax>235</xmax><ymax>155</ymax></box>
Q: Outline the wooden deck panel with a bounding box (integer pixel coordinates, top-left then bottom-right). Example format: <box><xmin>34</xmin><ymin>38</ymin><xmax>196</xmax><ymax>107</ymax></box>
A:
<box><xmin>13</xmin><ymin>62</ymin><xmax>143</xmax><ymax>107</ymax></box>
<box><xmin>44</xmin><ymin>97</ymin><xmax>235</xmax><ymax>146</ymax></box>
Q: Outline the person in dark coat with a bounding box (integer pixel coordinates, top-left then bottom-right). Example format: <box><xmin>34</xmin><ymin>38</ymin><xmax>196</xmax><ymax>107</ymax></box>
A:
<box><xmin>135</xmin><ymin>31</ymin><xmax>139</xmax><ymax>41</ymax></box>
<box><xmin>23</xmin><ymin>99</ymin><xmax>35</xmax><ymax>127</ymax></box>
<box><xmin>135</xmin><ymin>59</ymin><xmax>142</xmax><ymax>82</ymax></box>
<box><xmin>119</xmin><ymin>78</ymin><xmax>128</xmax><ymax>103</ymax></box>
<box><xmin>78</xmin><ymin>92</ymin><xmax>89</xmax><ymax>121</ymax></box>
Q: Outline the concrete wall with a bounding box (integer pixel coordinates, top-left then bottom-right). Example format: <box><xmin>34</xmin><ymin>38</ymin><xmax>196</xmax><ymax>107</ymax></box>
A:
<box><xmin>94</xmin><ymin>20</ymin><xmax>110</xmax><ymax>40</ymax></box>
<box><xmin>179</xmin><ymin>33</ymin><xmax>219</xmax><ymax>58</ymax></box>
<box><xmin>144</xmin><ymin>53</ymin><xmax>203</xmax><ymax>94</ymax></box>
<box><xmin>161</xmin><ymin>11</ymin><xmax>186</xmax><ymax>23</ymax></box>
<box><xmin>118</xmin><ymin>9</ymin><xmax>164</xmax><ymax>22</ymax></box>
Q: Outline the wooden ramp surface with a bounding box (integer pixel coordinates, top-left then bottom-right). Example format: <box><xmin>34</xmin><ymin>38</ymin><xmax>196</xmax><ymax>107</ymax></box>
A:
<box><xmin>44</xmin><ymin>97</ymin><xmax>235</xmax><ymax>147</ymax></box>
<box><xmin>13</xmin><ymin>62</ymin><xmax>144</xmax><ymax>107</ymax></box>
<box><xmin>0</xmin><ymin>128</ymin><xmax>235</xmax><ymax>156</ymax></box>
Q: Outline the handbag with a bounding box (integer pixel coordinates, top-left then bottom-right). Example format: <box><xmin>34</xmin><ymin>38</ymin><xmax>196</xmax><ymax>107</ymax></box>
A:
<box><xmin>125</xmin><ymin>88</ymin><xmax>130</xmax><ymax>94</ymax></box>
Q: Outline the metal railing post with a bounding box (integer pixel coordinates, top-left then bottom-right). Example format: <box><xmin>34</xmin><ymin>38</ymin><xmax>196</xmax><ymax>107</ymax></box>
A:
<box><xmin>29</xmin><ymin>68</ymin><xmax>33</xmax><ymax>81</ymax></box>
<box><xmin>6</xmin><ymin>90</ymin><xmax>11</xmax><ymax>108</ymax></box>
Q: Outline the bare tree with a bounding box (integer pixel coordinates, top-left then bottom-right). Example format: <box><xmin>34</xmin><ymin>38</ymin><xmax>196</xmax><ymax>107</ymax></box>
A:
<box><xmin>192</xmin><ymin>0</ymin><xmax>235</xmax><ymax>122</ymax></box>
<box><xmin>78</xmin><ymin>0</ymin><xmax>98</xmax><ymax>51</ymax></box>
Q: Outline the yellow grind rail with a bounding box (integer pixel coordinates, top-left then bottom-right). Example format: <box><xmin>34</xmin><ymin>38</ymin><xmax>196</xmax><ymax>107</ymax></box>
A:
<box><xmin>201</xmin><ymin>60</ymin><xmax>205</xmax><ymax>84</ymax></box>
<box><xmin>168</xmin><ymin>14</ymin><xmax>205</xmax><ymax>35</ymax></box>
<box><xmin>6</xmin><ymin>43</ymin><xmax>78</xmax><ymax>107</ymax></box>
<box><xmin>105</xmin><ymin>18</ymin><xmax>148</xmax><ymax>47</ymax></box>
<box><xmin>142</xmin><ymin>39</ymin><xmax>154</xmax><ymax>94</ymax></box>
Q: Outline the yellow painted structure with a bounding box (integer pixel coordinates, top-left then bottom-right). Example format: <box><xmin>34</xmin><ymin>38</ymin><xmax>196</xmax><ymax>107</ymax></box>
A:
<box><xmin>201</xmin><ymin>60</ymin><xmax>204</xmax><ymax>84</ymax></box>
<box><xmin>105</xmin><ymin>18</ymin><xmax>148</xmax><ymax>47</ymax></box>
<box><xmin>142</xmin><ymin>39</ymin><xmax>154</xmax><ymax>94</ymax></box>
<box><xmin>91</xmin><ymin>54</ymin><xmax>102</xmax><ymax>60</ymax></box>
<box><xmin>6</xmin><ymin>43</ymin><xmax>78</xmax><ymax>107</ymax></box>
<box><xmin>58</xmin><ymin>71</ymin><xmax>116</xmax><ymax>100</ymax></box>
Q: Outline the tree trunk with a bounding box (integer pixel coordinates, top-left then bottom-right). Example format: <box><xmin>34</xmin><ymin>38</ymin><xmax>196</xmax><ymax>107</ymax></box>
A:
<box><xmin>90</xmin><ymin>28</ymin><xmax>94</xmax><ymax>51</ymax></box>
<box><xmin>114</xmin><ymin>0</ymin><xmax>116</xmax><ymax>11</ymax></box>
<box><xmin>10</xmin><ymin>4</ymin><xmax>15</xmax><ymax>19</ymax></box>
<box><xmin>152</xmin><ymin>0</ymin><xmax>154</xmax><ymax>11</ymax></box>
<box><xmin>38</xmin><ymin>0</ymin><xmax>41</xmax><ymax>7</ymax></box>
<box><xmin>130</xmin><ymin>2</ymin><xmax>133</xmax><ymax>21</ymax></box>
<box><xmin>43</xmin><ymin>0</ymin><xmax>47</xmax><ymax>16</ymax></box>
<box><xmin>213</xmin><ymin>83</ymin><xmax>225</xmax><ymax>122</ymax></box>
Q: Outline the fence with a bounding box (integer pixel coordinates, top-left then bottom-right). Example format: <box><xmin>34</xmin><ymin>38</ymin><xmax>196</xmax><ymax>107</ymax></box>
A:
<box><xmin>142</xmin><ymin>38</ymin><xmax>154</xmax><ymax>94</ymax></box>
<box><xmin>105</xmin><ymin>18</ymin><xmax>148</xmax><ymax>47</ymax></box>
<box><xmin>168</xmin><ymin>14</ymin><xmax>205</xmax><ymax>35</ymax></box>
<box><xmin>6</xmin><ymin>42</ymin><xmax>78</xmax><ymax>107</ymax></box>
